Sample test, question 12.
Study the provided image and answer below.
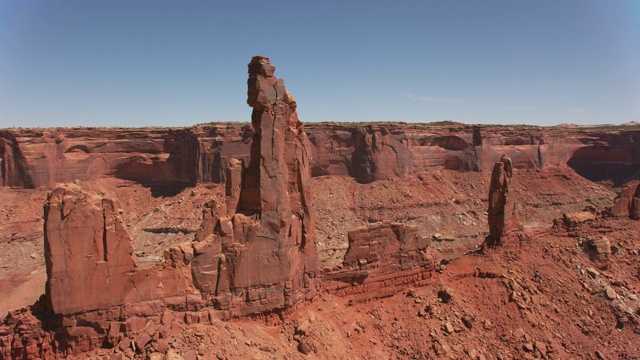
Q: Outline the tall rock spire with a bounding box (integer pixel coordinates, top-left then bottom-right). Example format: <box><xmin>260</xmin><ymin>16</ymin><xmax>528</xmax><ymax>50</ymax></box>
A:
<box><xmin>242</xmin><ymin>56</ymin><xmax>317</xmax><ymax>263</ymax></box>
<box><xmin>192</xmin><ymin>56</ymin><xmax>318</xmax><ymax>314</ymax></box>
<box><xmin>485</xmin><ymin>155</ymin><xmax>517</xmax><ymax>247</ymax></box>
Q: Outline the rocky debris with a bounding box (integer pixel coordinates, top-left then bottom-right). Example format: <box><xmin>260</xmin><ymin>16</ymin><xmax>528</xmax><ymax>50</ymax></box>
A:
<box><xmin>513</xmin><ymin>328</ymin><xmax>525</xmax><ymax>338</ymax></box>
<box><xmin>461</xmin><ymin>315</ymin><xmax>475</xmax><ymax>329</ymax></box>
<box><xmin>610</xmin><ymin>182</ymin><xmax>640</xmax><ymax>219</ymax></box>
<box><xmin>297</xmin><ymin>338</ymin><xmax>314</xmax><ymax>355</ymax></box>
<box><xmin>485</xmin><ymin>155</ymin><xmax>517</xmax><ymax>247</ymax></box>
<box><xmin>3</xmin><ymin>215</ymin><xmax>640</xmax><ymax>359</ymax></box>
<box><xmin>584</xmin><ymin>236</ymin><xmax>611</xmax><ymax>264</ymax></box>
<box><xmin>586</xmin><ymin>267</ymin><xmax>600</xmax><ymax>278</ymax></box>
<box><xmin>438</xmin><ymin>287</ymin><xmax>454</xmax><ymax>304</ymax></box>
<box><xmin>444</xmin><ymin>322</ymin><xmax>454</xmax><ymax>334</ymax></box>
<box><xmin>605</xmin><ymin>287</ymin><xmax>617</xmax><ymax>301</ymax></box>
<box><xmin>534</xmin><ymin>341</ymin><xmax>547</xmax><ymax>356</ymax></box>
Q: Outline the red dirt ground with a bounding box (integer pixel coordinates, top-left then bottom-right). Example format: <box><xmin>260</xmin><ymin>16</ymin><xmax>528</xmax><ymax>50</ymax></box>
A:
<box><xmin>1</xmin><ymin>166</ymin><xmax>639</xmax><ymax>359</ymax></box>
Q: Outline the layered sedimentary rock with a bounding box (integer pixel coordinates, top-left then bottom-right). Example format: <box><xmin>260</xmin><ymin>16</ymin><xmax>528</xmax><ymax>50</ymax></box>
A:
<box><xmin>3</xmin><ymin>124</ymin><xmax>640</xmax><ymax>188</ymax></box>
<box><xmin>44</xmin><ymin>184</ymin><xmax>195</xmax><ymax>315</ymax></box>
<box><xmin>485</xmin><ymin>155</ymin><xmax>517</xmax><ymax>247</ymax></box>
<box><xmin>343</xmin><ymin>221</ymin><xmax>430</xmax><ymax>267</ymax></box>
<box><xmin>323</xmin><ymin>221</ymin><xmax>435</xmax><ymax>300</ymax></box>
<box><xmin>190</xmin><ymin>56</ymin><xmax>318</xmax><ymax>315</ymax></box>
<box><xmin>610</xmin><ymin>182</ymin><xmax>640</xmax><ymax>220</ymax></box>
<box><xmin>586</xmin><ymin>236</ymin><xmax>611</xmax><ymax>264</ymax></box>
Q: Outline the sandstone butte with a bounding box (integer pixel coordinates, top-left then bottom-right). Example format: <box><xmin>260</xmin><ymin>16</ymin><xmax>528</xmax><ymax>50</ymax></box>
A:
<box><xmin>0</xmin><ymin>57</ymin><xmax>639</xmax><ymax>359</ymax></box>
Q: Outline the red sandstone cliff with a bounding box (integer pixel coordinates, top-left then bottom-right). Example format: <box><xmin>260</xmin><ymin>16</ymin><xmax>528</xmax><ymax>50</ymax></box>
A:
<box><xmin>0</xmin><ymin>56</ymin><xmax>324</xmax><ymax>359</ymax></box>
<box><xmin>3</xmin><ymin>125</ymin><xmax>640</xmax><ymax>189</ymax></box>
<box><xmin>44</xmin><ymin>184</ymin><xmax>195</xmax><ymax>315</ymax></box>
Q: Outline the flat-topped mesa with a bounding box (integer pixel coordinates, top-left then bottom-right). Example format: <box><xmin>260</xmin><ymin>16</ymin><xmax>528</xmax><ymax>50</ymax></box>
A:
<box><xmin>193</xmin><ymin>56</ymin><xmax>318</xmax><ymax>315</ymax></box>
<box><xmin>485</xmin><ymin>155</ymin><xmax>517</xmax><ymax>247</ymax></box>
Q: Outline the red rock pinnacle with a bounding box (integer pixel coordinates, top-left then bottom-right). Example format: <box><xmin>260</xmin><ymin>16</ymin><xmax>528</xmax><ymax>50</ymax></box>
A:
<box><xmin>485</xmin><ymin>155</ymin><xmax>517</xmax><ymax>247</ymax></box>
<box><xmin>192</xmin><ymin>56</ymin><xmax>318</xmax><ymax>314</ymax></box>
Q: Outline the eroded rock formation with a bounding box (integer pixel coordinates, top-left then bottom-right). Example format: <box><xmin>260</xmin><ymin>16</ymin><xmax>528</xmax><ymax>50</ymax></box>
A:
<box><xmin>343</xmin><ymin>221</ymin><xmax>430</xmax><ymax>267</ymax></box>
<box><xmin>610</xmin><ymin>182</ymin><xmax>640</xmax><ymax>220</ymax></box>
<box><xmin>44</xmin><ymin>184</ymin><xmax>195</xmax><ymax>315</ymax></box>
<box><xmin>189</xmin><ymin>56</ymin><xmax>318</xmax><ymax>315</ymax></box>
<box><xmin>323</xmin><ymin>221</ymin><xmax>435</xmax><ymax>301</ymax></box>
<box><xmin>485</xmin><ymin>155</ymin><xmax>517</xmax><ymax>247</ymax></box>
<box><xmin>7</xmin><ymin>57</ymin><xmax>640</xmax><ymax>359</ymax></box>
<box><xmin>0</xmin><ymin>56</ymin><xmax>323</xmax><ymax>359</ymax></box>
<box><xmin>585</xmin><ymin>236</ymin><xmax>611</xmax><ymax>264</ymax></box>
<box><xmin>349</xmin><ymin>126</ymin><xmax>411</xmax><ymax>183</ymax></box>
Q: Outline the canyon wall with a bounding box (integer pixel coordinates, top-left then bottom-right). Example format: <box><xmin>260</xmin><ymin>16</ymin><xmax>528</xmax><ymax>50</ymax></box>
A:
<box><xmin>3</xmin><ymin>125</ymin><xmax>640</xmax><ymax>189</ymax></box>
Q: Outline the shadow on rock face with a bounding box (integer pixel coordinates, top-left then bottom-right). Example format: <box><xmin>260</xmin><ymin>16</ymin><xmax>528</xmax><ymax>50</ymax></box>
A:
<box><xmin>567</xmin><ymin>146</ymin><xmax>640</xmax><ymax>187</ymax></box>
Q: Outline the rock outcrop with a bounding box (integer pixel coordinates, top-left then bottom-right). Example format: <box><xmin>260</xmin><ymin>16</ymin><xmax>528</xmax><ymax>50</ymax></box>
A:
<box><xmin>585</xmin><ymin>236</ymin><xmax>611</xmax><ymax>264</ymax></box>
<box><xmin>560</xmin><ymin>211</ymin><xmax>597</xmax><ymax>235</ymax></box>
<box><xmin>343</xmin><ymin>221</ymin><xmax>430</xmax><ymax>268</ymax></box>
<box><xmin>323</xmin><ymin>221</ymin><xmax>435</xmax><ymax>301</ymax></box>
<box><xmin>485</xmin><ymin>155</ymin><xmax>517</xmax><ymax>247</ymax></box>
<box><xmin>610</xmin><ymin>182</ymin><xmax>640</xmax><ymax>220</ymax></box>
<box><xmin>44</xmin><ymin>184</ymin><xmax>195</xmax><ymax>315</ymax></box>
<box><xmin>190</xmin><ymin>56</ymin><xmax>318</xmax><ymax>315</ymax></box>
<box><xmin>6</xmin><ymin>57</ymin><xmax>640</xmax><ymax>359</ymax></box>
<box><xmin>349</xmin><ymin>126</ymin><xmax>411</xmax><ymax>183</ymax></box>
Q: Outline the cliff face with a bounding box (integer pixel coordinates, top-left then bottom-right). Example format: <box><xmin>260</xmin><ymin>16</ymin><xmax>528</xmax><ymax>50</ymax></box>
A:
<box><xmin>2</xmin><ymin>124</ymin><xmax>640</xmax><ymax>189</ymax></box>
<box><xmin>44</xmin><ymin>184</ymin><xmax>195</xmax><ymax>315</ymax></box>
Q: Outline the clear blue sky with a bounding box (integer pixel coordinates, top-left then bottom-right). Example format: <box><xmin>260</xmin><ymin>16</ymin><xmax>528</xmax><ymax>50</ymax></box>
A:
<box><xmin>1</xmin><ymin>1</ymin><xmax>639</xmax><ymax>128</ymax></box>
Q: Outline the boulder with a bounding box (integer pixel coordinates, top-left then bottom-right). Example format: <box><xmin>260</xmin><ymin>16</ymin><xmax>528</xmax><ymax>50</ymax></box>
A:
<box><xmin>587</xmin><ymin>236</ymin><xmax>611</xmax><ymax>263</ymax></box>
